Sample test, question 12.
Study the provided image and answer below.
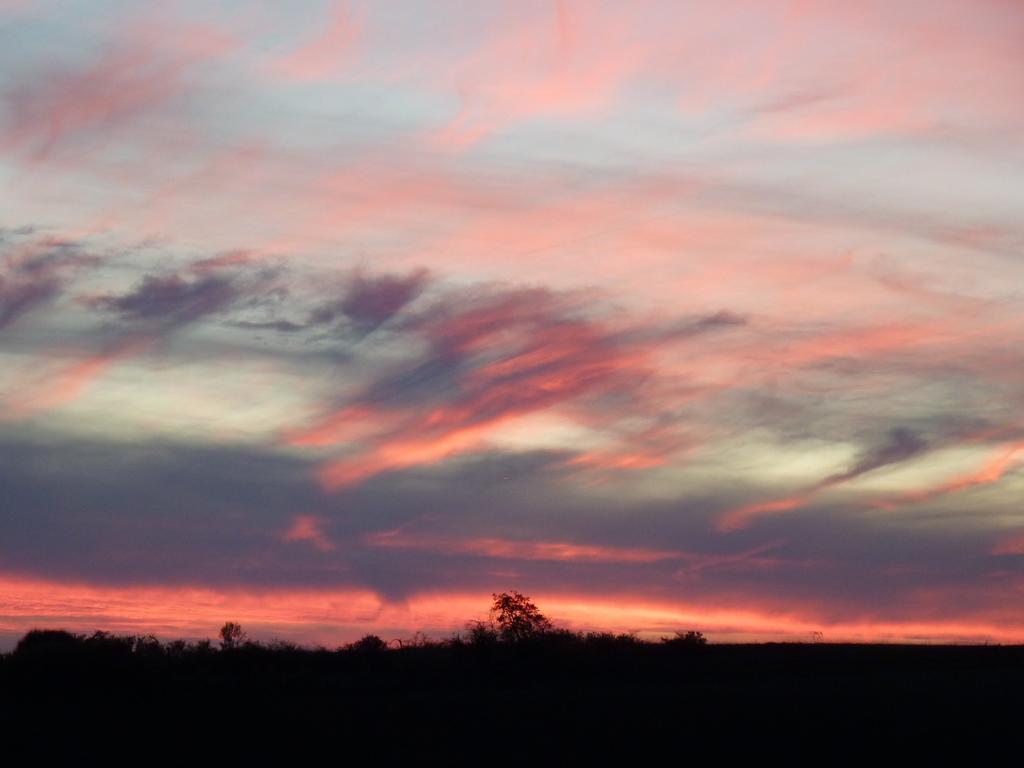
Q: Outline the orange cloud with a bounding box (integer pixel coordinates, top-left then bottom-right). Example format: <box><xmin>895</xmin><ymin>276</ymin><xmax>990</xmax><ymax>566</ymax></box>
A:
<box><xmin>881</xmin><ymin>442</ymin><xmax>1024</xmax><ymax>510</ymax></box>
<box><xmin>316</xmin><ymin>416</ymin><xmax>512</xmax><ymax>490</ymax></box>
<box><xmin>364</xmin><ymin>531</ymin><xmax>682</xmax><ymax>564</ymax></box>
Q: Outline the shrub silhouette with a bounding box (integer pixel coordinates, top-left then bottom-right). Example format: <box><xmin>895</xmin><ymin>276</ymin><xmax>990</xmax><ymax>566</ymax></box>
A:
<box><xmin>489</xmin><ymin>591</ymin><xmax>552</xmax><ymax>642</ymax></box>
<box><xmin>463</xmin><ymin>620</ymin><xmax>500</xmax><ymax>646</ymax></box>
<box><xmin>663</xmin><ymin>630</ymin><xmax>707</xmax><ymax>647</ymax></box>
<box><xmin>349</xmin><ymin>634</ymin><xmax>387</xmax><ymax>653</ymax></box>
<box><xmin>14</xmin><ymin>629</ymin><xmax>82</xmax><ymax>656</ymax></box>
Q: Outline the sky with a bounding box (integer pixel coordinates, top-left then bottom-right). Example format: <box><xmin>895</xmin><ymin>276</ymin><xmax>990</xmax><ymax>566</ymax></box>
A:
<box><xmin>1</xmin><ymin>0</ymin><xmax>1023</xmax><ymax>647</ymax></box>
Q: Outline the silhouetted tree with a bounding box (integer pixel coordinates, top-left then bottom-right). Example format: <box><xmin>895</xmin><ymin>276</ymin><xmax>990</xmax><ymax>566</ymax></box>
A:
<box><xmin>490</xmin><ymin>591</ymin><xmax>552</xmax><ymax>642</ymax></box>
<box><xmin>219</xmin><ymin>621</ymin><xmax>247</xmax><ymax>650</ymax></box>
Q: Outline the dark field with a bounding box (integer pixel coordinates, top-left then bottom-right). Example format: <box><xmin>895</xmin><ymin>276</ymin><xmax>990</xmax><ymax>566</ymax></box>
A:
<box><xmin>2</xmin><ymin>629</ymin><xmax>1020</xmax><ymax>759</ymax></box>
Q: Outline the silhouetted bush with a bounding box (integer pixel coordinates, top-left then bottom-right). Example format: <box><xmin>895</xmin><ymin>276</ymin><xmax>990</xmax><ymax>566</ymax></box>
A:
<box><xmin>266</xmin><ymin>639</ymin><xmax>300</xmax><ymax>652</ymax></box>
<box><xmin>166</xmin><ymin>639</ymin><xmax>188</xmax><ymax>657</ymax></box>
<box><xmin>464</xmin><ymin>620</ymin><xmax>500</xmax><ymax>646</ymax></box>
<box><xmin>585</xmin><ymin>631</ymin><xmax>641</xmax><ymax>648</ymax></box>
<box><xmin>663</xmin><ymin>630</ymin><xmax>708</xmax><ymax>647</ymax></box>
<box><xmin>14</xmin><ymin>629</ymin><xmax>82</xmax><ymax>656</ymax></box>
<box><xmin>348</xmin><ymin>634</ymin><xmax>387</xmax><ymax>653</ymax></box>
<box><xmin>403</xmin><ymin>631</ymin><xmax>431</xmax><ymax>648</ymax></box>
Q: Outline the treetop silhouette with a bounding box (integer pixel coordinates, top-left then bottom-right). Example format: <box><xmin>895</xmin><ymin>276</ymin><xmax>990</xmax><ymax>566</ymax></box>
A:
<box><xmin>219</xmin><ymin>621</ymin><xmax>247</xmax><ymax>650</ymax></box>
<box><xmin>489</xmin><ymin>591</ymin><xmax>553</xmax><ymax>642</ymax></box>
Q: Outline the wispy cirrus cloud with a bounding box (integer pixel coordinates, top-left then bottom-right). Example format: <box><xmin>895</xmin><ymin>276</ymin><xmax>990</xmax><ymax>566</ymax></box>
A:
<box><xmin>268</xmin><ymin>1</ymin><xmax>359</xmax><ymax>82</ymax></box>
<box><xmin>0</xmin><ymin>16</ymin><xmax>234</xmax><ymax>164</ymax></box>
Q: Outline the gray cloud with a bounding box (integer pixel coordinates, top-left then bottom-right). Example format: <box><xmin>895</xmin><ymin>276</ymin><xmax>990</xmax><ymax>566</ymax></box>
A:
<box><xmin>305</xmin><ymin>269</ymin><xmax>429</xmax><ymax>332</ymax></box>
<box><xmin>0</xmin><ymin>235</ymin><xmax>97</xmax><ymax>330</ymax></box>
<box><xmin>0</xmin><ymin>432</ymin><xmax>1015</xmax><ymax>621</ymax></box>
<box><xmin>100</xmin><ymin>274</ymin><xmax>236</xmax><ymax>325</ymax></box>
<box><xmin>95</xmin><ymin>256</ymin><xmax>283</xmax><ymax>334</ymax></box>
<box><xmin>0</xmin><ymin>273</ymin><xmax>60</xmax><ymax>330</ymax></box>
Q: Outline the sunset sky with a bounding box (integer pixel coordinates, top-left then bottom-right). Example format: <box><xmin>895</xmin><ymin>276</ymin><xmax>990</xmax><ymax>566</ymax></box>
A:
<box><xmin>1</xmin><ymin>0</ymin><xmax>1023</xmax><ymax>647</ymax></box>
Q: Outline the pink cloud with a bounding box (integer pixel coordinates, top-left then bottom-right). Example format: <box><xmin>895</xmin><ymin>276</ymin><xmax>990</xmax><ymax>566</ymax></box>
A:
<box><xmin>992</xmin><ymin>534</ymin><xmax>1024</xmax><ymax>557</ymax></box>
<box><xmin>717</xmin><ymin>495</ymin><xmax>812</xmax><ymax>533</ymax></box>
<box><xmin>670</xmin><ymin>0</ymin><xmax>1024</xmax><ymax>141</ymax></box>
<box><xmin>285</xmin><ymin>287</ymin><xmax>723</xmax><ymax>491</ymax></box>
<box><xmin>429</xmin><ymin>1</ymin><xmax>652</xmax><ymax>148</ymax></box>
<box><xmin>282</xmin><ymin>515</ymin><xmax>335</xmax><ymax>552</ymax></box>
<box><xmin>1</xmin><ymin>17</ymin><xmax>234</xmax><ymax>163</ymax></box>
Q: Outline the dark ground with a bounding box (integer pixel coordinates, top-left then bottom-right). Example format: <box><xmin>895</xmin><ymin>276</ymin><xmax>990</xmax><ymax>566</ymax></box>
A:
<box><xmin>2</xmin><ymin>629</ymin><xmax>1020</xmax><ymax>760</ymax></box>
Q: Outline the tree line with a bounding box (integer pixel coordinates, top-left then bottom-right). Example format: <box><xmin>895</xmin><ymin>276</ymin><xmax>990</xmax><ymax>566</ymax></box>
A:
<box><xmin>7</xmin><ymin>591</ymin><xmax>707</xmax><ymax>657</ymax></box>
